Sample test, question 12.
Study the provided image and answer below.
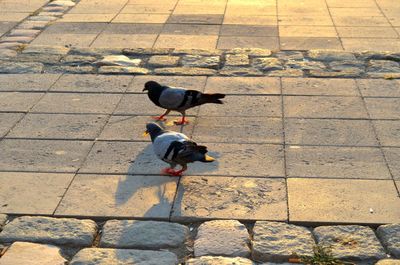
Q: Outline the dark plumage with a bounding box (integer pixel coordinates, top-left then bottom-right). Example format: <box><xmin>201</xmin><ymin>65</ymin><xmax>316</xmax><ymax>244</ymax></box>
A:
<box><xmin>145</xmin><ymin>123</ymin><xmax>215</xmax><ymax>176</ymax></box>
<box><xmin>143</xmin><ymin>81</ymin><xmax>225</xmax><ymax>124</ymax></box>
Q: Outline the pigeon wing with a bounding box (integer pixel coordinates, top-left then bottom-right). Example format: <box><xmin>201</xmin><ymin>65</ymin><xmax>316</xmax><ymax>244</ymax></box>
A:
<box><xmin>158</xmin><ymin>86</ymin><xmax>187</xmax><ymax>109</ymax></box>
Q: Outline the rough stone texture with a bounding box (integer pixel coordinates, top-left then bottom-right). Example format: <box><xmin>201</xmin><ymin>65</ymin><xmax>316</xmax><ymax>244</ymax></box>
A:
<box><xmin>62</xmin><ymin>55</ymin><xmax>97</xmax><ymax>65</ymax></box>
<box><xmin>219</xmin><ymin>67</ymin><xmax>263</xmax><ymax>76</ymax></box>
<box><xmin>275</xmin><ymin>51</ymin><xmax>304</xmax><ymax>61</ymax></box>
<box><xmin>0</xmin><ymin>49</ymin><xmax>17</xmax><ymax>58</ymax></box>
<box><xmin>252</xmin><ymin>221</ymin><xmax>315</xmax><ymax>262</ymax></box>
<box><xmin>172</xmin><ymin>49</ymin><xmax>222</xmax><ymax>56</ymax></box>
<box><xmin>0</xmin><ymin>214</ymin><xmax>7</xmax><ymax>229</ymax></box>
<box><xmin>154</xmin><ymin>67</ymin><xmax>216</xmax><ymax>75</ymax></box>
<box><xmin>148</xmin><ymin>55</ymin><xmax>180</xmax><ymax>67</ymax></box>
<box><xmin>70</xmin><ymin>248</ymin><xmax>178</xmax><ymax>265</ymax></box>
<box><xmin>23</xmin><ymin>45</ymin><xmax>69</xmax><ymax>55</ymax></box>
<box><xmin>308</xmin><ymin>68</ymin><xmax>363</xmax><ymax>78</ymax></box>
<box><xmin>0</xmin><ymin>216</ymin><xmax>97</xmax><ymax>246</ymax></box>
<box><xmin>9</xmin><ymin>29</ymin><xmax>40</xmax><ymax>37</ymax></box>
<box><xmin>29</xmin><ymin>15</ymin><xmax>57</xmax><ymax>21</ymax></box>
<box><xmin>100</xmin><ymin>220</ymin><xmax>188</xmax><ymax>249</ymax></box>
<box><xmin>368</xmin><ymin>60</ymin><xmax>400</xmax><ymax>73</ymax></box>
<box><xmin>267</xmin><ymin>69</ymin><xmax>303</xmax><ymax>77</ymax></box>
<box><xmin>225</xmin><ymin>54</ymin><xmax>249</xmax><ymax>67</ymax></box>
<box><xmin>181</xmin><ymin>55</ymin><xmax>220</xmax><ymax>69</ymax></box>
<box><xmin>186</xmin><ymin>256</ymin><xmax>254</xmax><ymax>265</ymax></box>
<box><xmin>227</xmin><ymin>48</ymin><xmax>272</xmax><ymax>57</ymax></box>
<box><xmin>329</xmin><ymin>60</ymin><xmax>365</xmax><ymax>71</ymax></box>
<box><xmin>313</xmin><ymin>225</ymin><xmax>386</xmax><ymax>262</ymax></box>
<box><xmin>0</xmin><ymin>61</ymin><xmax>43</xmax><ymax>73</ymax></box>
<box><xmin>98</xmin><ymin>66</ymin><xmax>149</xmax><ymax>74</ymax></box>
<box><xmin>123</xmin><ymin>48</ymin><xmax>172</xmax><ymax>56</ymax></box>
<box><xmin>195</xmin><ymin>220</ymin><xmax>250</xmax><ymax>257</ymax></box>
<box><xmin>253</xmin><ymin>58</ymin><xmax>284</xmax><ymax>71</ymax></box>
<box><xmin>377</xmin><ymin>224</ymin><xmax>400</xmax><ymax>258</ymax></box>
<box><xmin>16</xmin><ymin>53</ymin><xmax>63</xmax><ymax>64</ymax></box>
<box><xmin>0</xmin><ymin>42</ymin><xmax>24</xmax><ymax>50</ymax></box>
<box><xmin>47</xmin><ymin>65</ymin><xmax>96</xmax><ymax>74</ymax></box>
<box><xmin>286</xmin><ymin>60</ymin><xmax>325</xmax><ymax>70</ymax></box>
<box><xmin>308</xmin><ymin>49</ymin><xmax>356</xmax><ymax>61</ymax></box>
<box><xmin>18</xmin><ymin>21</ymin><xmax>49</xmax><ymax>30</ymax></box>
<box><xmin>0</xmin><ymin>36</ymin><xmax>34</xmax><ymax>43</ymax></box>
<box><xmin>376</xmin><ymin>260</ymin><xmax>400</xmax><ymax>265</ymax></box>
<box><xmin>172</xmin><ymin>176</ymin><xmax>287</xmax><ymax>222</ymax></box>
<box><xmin>97</xmin><ymin>55</ymin><xmax>141</xmax><ymax>67</ymax></box>
<box><xmin>0</xmin><ymin>242</ymin><xmax>67</xmax><ymax>265</ymax></box>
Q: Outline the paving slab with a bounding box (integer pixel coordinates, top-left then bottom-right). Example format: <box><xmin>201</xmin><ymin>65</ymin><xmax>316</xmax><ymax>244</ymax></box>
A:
<box><xmin>0</xmin><ymin>92</ymin><xmax>43</xmax><ymax>112</ymax></box>
<box><xmin>0</xmin><ymin>242</ymin><xmax>67</xmax><ymax>265</ymax></box>
<box><xmin>383</xmin><ymin>148</ymin><xmax>400</xmax><ymax>180</ymax></box>
<box><xmin>288</xmin><ymin>178</ymin><xmax>400</xmax><ymax>224</ymax></box>
<box><xmin>204</xmin><ymin>77</ymin><xmax>280</xmax><ymax>95</ymax></box>
<box><xmin>364</xmin><ymin>98</ymin><xmax>400</xmax><ymax>119</ymax></box>
<box><xmin>0</xmin><ymin>74</ymin><xmax>60</xmax><ymax>91</ymax></box>
<box><xmin>0</xmin><ymin>139</ymin><xmax>92</xmax><ymax>172</ymax></box>
<box><xmin>31</xmin><ymin>33</ymin><xmax>98</xmax><ymax>47</ymax></box>
<box><xmin>199</xmin><ymin>95</ymin><xmax>281</xmax><ymax>117</ymax></box>
<box><xmin>194</xmin><ymin>220</ymin><xmax>250</xmax><ymax>258</ymax></box>
<box><xmin>373</xmin><ymin>120</ymin><xmax>400</xmax><ymax>147</ymax></box>
<box><xmin>284</xmin><ymin>96</ymin><xmax>368</xmax><ymax>118</ymax></box>
<box><xmin>286</xmin><ymin>145</ymin><xmax>391</xmax><ymax>179</ymax></box>
<box><xmin>313</xmin><ymin>225</ymin><xmax>386</xmax><ymax>261</ymax></box>
<box><xmin>155</xmin><ymin>35</ymin><xmax>218</xmax><ymax>50</ymax></box>
<box><xmin>0</xmin><ymin>172</ymin><xmax>74</xmax><ymax>214</ymax></box>
<box><xmin>100</xmin><ymin>220</ymin><xmax>188</xmax><ymax>249</ymax></box>
<box><xmin>285</xmin><ymin>118</ymin><xmax>378</xmax><ymax>146</ymax></box>
<box><xmin>252</xmin><ymin>221</ymin><xmax>315</xmax><ymax>262</ymax></box>
<box><xmin>43</xmin><ymin>22</ymin><xmax>107</xmax><ymax>34</ymax></box>
<box><xmin>8</xmin><ymin>113</ymin><xmax>108</xmax><ymax>139</ymax></box>
<box><xmin>186</xmin><ymin>256</ymin><xmax>254</xmax><ymax>265</ymax></box>
<box><xmin>31</xmin><ymin>93</ymin><xmax>122</xmax><ymax>114</ymax></box>
<box><xmin>55</xmin><ymin>174</ymin><xmax>177</xmax><ymax>219</ymax></box>
<box><xmin>162</xmin><ymin>24</ymin><xmax>220</xmax><ymax>35</ymax></box>
<box><xmin>91</xmin><ymin>33</ymin><xmax>158</xmax><ymax>49</ymax></box>
<box><xmin>217</xmin><ymin>36</ymin><xmax>279</xmax><ymax>50</ymax></box>
<box><xmin>357</xmin><ymin>79</ymin><xmax>400</xmax><ymax>97</ymax></box>
<box><xmin>0</xmin><ymin>216</ymin><xmax>97</xmax><ymax>246</ymax></box>
<box><xmin>129</xmin><ymin>75</ymin><xmax>207</xmax><ymax>92</ymax></box>
<box><xmin>171</xmin><ymin>176</ymin><xmax>287</xmax><ymax>222</ymax></box>
<box><xmin>281</xmin><ymin>78</ymin><xmax>358</xmax><ymax>96</ymax></box>
<box><xmin>192</xmin><ymin>116</ymin><xmax>283</xmax><ymax>144</ymax></box>
<box><xmin>70</xmin><ymin>248</ymin><xmax>178</xmax><ymax>265</ymax></box>
<box><xmin>50</xmin><ymin>74</ymin><xmax>133</xmax><ymax>93</ymax></box>
<box><xmin>376</xmin><ymin>259</ymin><xmax>400</xmax><ymax>265</ymax></box>
<box><xmin>377</xmin><ymin>224</ymin><xmax>400</xmax><ymax>258</ymax></box>
<box><xmin>0</xmin><ymin>113</ymin><xmax>24</xmax><ymax>138</ymax></box>
<box><xmin>280</xmin><ymin>37</ymin><xmax>342</xmax><ymax>50</ymax></box>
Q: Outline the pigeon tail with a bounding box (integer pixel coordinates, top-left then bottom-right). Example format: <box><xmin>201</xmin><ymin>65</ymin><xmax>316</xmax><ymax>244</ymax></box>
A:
<box><xmin>199</xmin><ymin>93</ymin><xmax>225</xmax><ymax>104</ymax></box>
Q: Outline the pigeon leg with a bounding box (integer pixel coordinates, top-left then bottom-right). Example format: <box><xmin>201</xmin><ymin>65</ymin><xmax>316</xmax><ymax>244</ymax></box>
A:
<box><xmin>172</xmin><ymin>164</ymin><xmax>187</xmax><ymax>176</ymax></box>
<box><xmin>174</xmin><ymin>111</ymin><xmax>189</xmax><ymax>125</ymax></box>
<box><xmin>153</xmin><ymin>109</ymin><xmax>170</xmax><ymax>121</ymax></box>
<box><xmin>161</xmin><ymin>167</ymin><xmax>176</xmax><ymax>176</ymax></box>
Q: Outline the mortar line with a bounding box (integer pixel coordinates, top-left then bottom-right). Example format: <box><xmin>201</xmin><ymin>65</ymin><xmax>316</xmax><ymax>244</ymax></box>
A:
<box><xmin>372</xmin><ymin>0</ymin><xmax>400</xmax><ymax>38</ymax></box>
<box><xmin>151</xmin><ymin>0</ymin><xmax>180</xmax><ymax>49</ymax></box>
<box><xmin>323</xmin><ymin>0</ymin><xmax>345</xmax><ymax>50</ymax></box>
<box><xmin>215</xmin><ymin>0</ymin><xmax>228</xmax><ymax>50</ymax></box>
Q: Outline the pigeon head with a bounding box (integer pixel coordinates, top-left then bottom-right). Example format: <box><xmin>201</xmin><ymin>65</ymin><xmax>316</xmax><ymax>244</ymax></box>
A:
<box><xmin>145</xmin><ymin>122</ymin><xmax>165</xmax><ymax>141</ymax></box>
<box><xmin>143</xmin><ymin>81</ymin><xmax>162</xmax><ymax>92</ymax></box>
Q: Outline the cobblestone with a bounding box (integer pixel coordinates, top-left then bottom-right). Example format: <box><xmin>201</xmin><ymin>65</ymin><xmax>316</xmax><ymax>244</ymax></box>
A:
<box><xmin>253</xmin><ymin>58</ymin><xmax>284</xmax><ymax>71</ymax></box>
<box><xmin>186</xmin><ymin>256</ymin><xmax>254</xmax><ymax>265</ymax></box>
<box><xmin>0</xmin><ymin>216</ymin><xmax>97</xmax><ymax>247</ymax></box>
<box><xmin>368</xmin><ymin>60</ymin><xmax>400</xmax><ymax>73</ymax></box>
<box><xmin>194</xmin><ymin>220</ymin><xmax>250</xmax><ymax>258</ymax></box>
<box><xmin>97</xmin><ymin>55</ymin><xmax>141</xmax><ymax>67</ymax></box>
<box><xmin>377</xmin><ymin>224</ymin><xmax>400</xmax><ymax>258</ymax></box>
<box><xmin>227</xmin><ymin>48</ymin><xmax>272</xmax><ymax>57</ymax></box>
<box><xmin>148</xmin><ymin>55</ymin><xmax>180</xmax><ymax>67</ymax></box>
<box><xmin>252</xmin><ymin>221</ymin><xmax>315</xmax><ymax>263</ymax></box>
<box><xmin>225</xmin><ymin>54</ymin><xmax>250</xmax><ymax>67</ymax></box>
<box><xmin>99</xmin><ymin>220</ymin><xmax>188</xmax><ymax>249</ymax></box>
<box><xmin>308</xmin><ymin>49</ymin><xmax>356</xmax><ymax>61</ymax></box>
<box><xmin>182</xmin><ymin>55</ymin><xmax>220</xmax><ymax>69</ymax></box>
<box><xmin>286</xmin><ymin>60</ymin><xmax>326</xmax><ymax>70</ymax></box>
<box><xmin>313</xmin><ymin>225</ymin><xmax>386</xmax><ymax>262</ymax></box>
<box><xmin>0</xmin><ymin>214</ymin><xmax>7</xmax><ymax>229</ymax></box>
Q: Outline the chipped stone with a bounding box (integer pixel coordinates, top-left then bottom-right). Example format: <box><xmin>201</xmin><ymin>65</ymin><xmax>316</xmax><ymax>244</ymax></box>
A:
<box><xmin>253</xmin><ymin>58</ymin><xmax>284</xmax><ymax>71</ymax></box>
<box><xmin>309</xmin><ymin>68</ymin><xmax>363</xmax><ymax>78</ymax></box>
<box><xmin>308</xmin><ymin>49</ymin><xmax>356</xmax><ymax>61</ymax></box>
<box><xmin>186</xmin><ymin>256</ymin><xmax>254</xmax><ymax>265</ymax></box>
<box><xmin>195</xmin><ymin>220</ymin><xmax>250</xmax><ymax>258</ymax></box>
<box><xmin>225</xmin><ymin>54</ymin><xmax>249</xmax><ymax>67</ymax></box>
<box><xmin>227</xmin><ymin>48</ymin><xmax>272</xmax><ymax>57</ymax></box>
<box><xmin>286</xmin><ymin>60</ymin><xmax>326</xmax><ymax>70</ymax></box>
<box><xmin>23</xmin><ymin>45</ymin><xmax>69</xmax><ymax>55</ymax></box>
<box><xmin>0</xmin><ymin>61</ymin><xmax>43</xmax><ymax>73</ymax></box>
<box><xmin>0</xmin><ymin>214</ymin><xmax>7</xmax><ymax>229</ymax></box>
<box><xmin>368</xmin><ymin>60</ymin><xmax>400</xmax><ymax>73</ymax></box>
<box><xmin>154</xmin><ymin>67</ymin><xmax>216</xmax><ymax>75</ymax></box>
<box><xmin>219</xmin><ymin>67</ymin><xmax>263</xmax><ymax>76</ymax></box>
<box><xmin>97</xmin><ymin>55</ymin><xmax>141</xmax><ymax>67</ymax></box>
<box><xmin>98</xmin><ymin>66</ymin><xmax>149</xmax><ymax>74</ymax></box>
<box><xmin>148</xmin><ymin>55</ymin><xmax>180</xmax><ymax>67</ymax></box>
<box><xmin>313</xmin><ymin>225</ymin><xmax>386</xmax><ymax>262</ymax></box>
<box><xmin>358</xmin><ymin>51</ymin><xmax>400</xmax><ymax>61</ymax></box>
<box><xmin>275</xmin><ymin>51</ymin><xmax>304</xmax><ymax>61</ymax></box>
<box><xmin>123</xmin><ymin>47</ymin><xmax>172</xmax><ymax>56</ymax></box>
<box><xmin>252</xmin><ymin>221</ymin><xmax>315</xmax><ymax>262</ymax></box>
<box><xmin>377</xmin><ymin>224</ymin><xmax>400</xmax><ymax>258</ymax></box>
<box><xmin>62</xmin><ymin>55</ymin><xmax>97</xmax><ymax>65</ymax></box>
<box><xmin>100</xmin><ymin>220</ymin><xmax>188</xmax><ymax>249</ymax></box>
<box><xmin>70</xmin><ymin>248</ymin><xmax>178</xmax><ymax>265</ymax></box>
<box><xmin>0</xmin><ymin>242</ymin><xmax>67</xmax><ymax>265</ymax></box>
<box><xmin>172</xmin><ymin>49</ymin><xmax>222</xmax><ymax>56</ymax></box>
<box><xmin>181</xmin><ymin>55</ymin><xmax>220</xmax><ymax>69</ymax></box>
<box><xmin>0</xmin><ymin>216</ymin><xmax>97</xmax><ymax>246</ymax></box>
<box><xmin>329</xmin><ymin>60</ymin><xmax>365</xmax><ymax>71</ymax></box>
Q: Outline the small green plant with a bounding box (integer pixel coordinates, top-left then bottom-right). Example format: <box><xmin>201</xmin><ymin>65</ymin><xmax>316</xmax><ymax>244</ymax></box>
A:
<box><xmin>300</xmin><ymin>245</ymin><xmax>354</xmax><ymax>265</ymax></box>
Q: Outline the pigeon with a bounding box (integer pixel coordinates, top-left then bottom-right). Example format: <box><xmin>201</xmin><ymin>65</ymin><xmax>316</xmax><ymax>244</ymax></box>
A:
<box><xmin>143</xmin><ymin>81</ymin><xmax>225</xmax><ymax>125</ymax></box>
<box><xmin>144</xmin><ymin>122</ymin><xmax>215</xmax><ymax>176</ymax></box>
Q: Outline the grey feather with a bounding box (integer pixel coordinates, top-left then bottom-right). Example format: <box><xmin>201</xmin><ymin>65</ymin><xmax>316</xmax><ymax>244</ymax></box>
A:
<box><xmin>158</xmin><ymin>87</ymin><xmax>186</xmax><ymax>109</ymax></box>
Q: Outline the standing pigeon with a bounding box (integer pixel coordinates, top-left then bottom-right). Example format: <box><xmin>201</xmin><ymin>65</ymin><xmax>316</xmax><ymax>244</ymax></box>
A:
<box><xmin>144</xmin><ymin>122</ymin><xmax>215</xmax><ymax>176</ymax></box>
<box><xmin>143</xmin><ymin>81</ymin><xmax>225</xmax><ymax>125</ymax></box>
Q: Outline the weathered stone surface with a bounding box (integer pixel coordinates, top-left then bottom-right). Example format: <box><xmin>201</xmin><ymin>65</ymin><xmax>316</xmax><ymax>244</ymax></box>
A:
<box><xmin>225</xmin><ymin>54</ymin><xmax>249</xmax><ymax>67</ymax></box>
<box><xmin>70</xmin><ymin>248</ymin><xmax>178</xmax><ymax>265</ymax></box>
<box><xmin>308</xmin><ymin>68</ymin><xmax>363</xmax><ymax>78</ymax></box>
<box><xmin>368</xmin><ymin>60</ymin><xmax>400</xmax><ymax>73</ymax></box>
<box><xmin>0</xmin><ymin>216</ymin><xmax>97</xmax><ymax>246</ymax></box>
<box><xmin>46</xmin><ymin>65</ymin><xmax>96</xmax><ymax>74</ymax></box>
<box><xmin>72</xmin><ymin>47</ymin><xmax>121</xmax><ymax>56</ymax></box>
<box><xmin>0</xmin><ymin>49</ymin><xmax>17</xmax><ymax>58</ymax></box>
<box><xmin>62</xmin><ymin>55</ymin><xmax>97</xmax><ymax>65</ymax></box>
<box><xmin>42</xmin><ymin>5</ymin><xmax>69</xmax><ymax>12</ymax></box>
<box><xmin>98</xmin><ymin>66</ymin><xmax>149</xmax><ymax>74</ymax></box>
<box><xmin>154</xmin><ymin>67</ymin><xmax>216</xmax><ymax>75</ymax></box>
<box><xmin>252</xmin><ymin>221</ymin><xmax>315</xmax><ymax>262</ymax></box>
<box><xmin>97</xmin><ymin>55</ymin><xmax>141</xmax><ymax>67</ymax></box>
<box><xmin>17</xmin><ymin>53</ymin><xmax>63</xmax><ymax>64</ymax></box>
<box><xmin>219</xmin><ymin>67</ymin><xmax>263</xmax><ymax>76</ymax></box>
<box><xmin>48</xmin><ymin>0</ymin><xmax>76</xmax><ymax>7</ymax></box>
<box><xmin>227</xmin><ymin>48</ymin><xmax>272</xmax><ymax>57</ymax></box>
<box><xmin>0</xmin><ymin>242</ymin><xmax>67</xmax><ymax>265</ymax></box>
<box><xmin>148</xmin><ymin>55</ymin><xmax>180</xmax><ymax>67</ymax></box>
<box><xmin>286</xmin><ymin>60</ymin><xmax>325</xmax><ymax>70</ymax></box>
<box><xmin>123</xmin><ymin>47</ymin><xmax>172</xmax><ymax>56</ymax></box>
<box><xmin>172</xmin><ymin>48</ymin><xmax>222</xmax><ymax>56</ymax></box>
<box><xmin>9</xmin><ymin>29</ymin><xmax>40</xmax><ymax>37</ymax></box>
<box><xmin>100</xmin><ymin>220</ymin><xmax>188</xmax><ymax>249</ymax></box>
<box><xmin>313</xmin><ymin>225</ymin><xmax>386</xmax><ymax>261</ymax></box>
<box><xmin>329</xmin><ymin>60</ymin><xmax>365</xmax><ymax>71</ymax></box>
<box><xmin>195</xmin><ymin>220</ymin><xmax>250</xmax><ymax>257</ymax></box>
<box><xmin>186</xmin><ymin>256</ymin><xmax>254</xmax><ymax>265</ymax></box>
<box><xmin>18</xmin><ymin>21</ymin><xmax>49</xmax><ymax>30</ymax></box>
<box><xmin>0</xmin><ymin>42</ymin><xmax>24</xmax><ymax>50</ymax></box>
<box><xmin>0</xmin><ymin>61</ymin><xmax>43</xmax><ymax>73</ymax></box>
<box><xmin>267</xmin><ymin>69</ymin><xmax>303</xmax><ymax>77</ymax></box>
<box><xmin>377</xmin><ymin>224</ymin><xmax>400</xmax><ymax>258</ymax></box>
<box><xmin>275</xmin><ymin>51</ymin><xmax>304</xmax><ymax>61</ymax></box>
<box><xmin>308</xmin><ymin>49</ymin><xmax>356</xmax><ymax>61</ymax></box>
<box><xmin>253</xmin><ymin>58</ymin><xmax>284</xmax><ymax>71</ymax></box>
<box><xmin>0</xmin><ymin>36</ymin><xmax>34</xmax><ymax>43</ymax></box>
<box><xmin>23</xmin><ymin>45</ymin><xmax>69</xmax><ymax>55</ymax></box>
<box><xmin>358</xmin><ymin>51</ymin><xmax>400</xmax><ymax>61</ymax></box>
<box><xmin>29</xmin><ymin>15</ymin><xmax>57</xmax><ymax>21</ymax></box>
<box><xmin>181</xmin><ymin>55</ymin><xmax>220</xmax><ymax>69</ymax></box>
<box><xmin>376</xmin><ymin>259</ymin><xmax>400</xmax><ymax>265</ymax></box>
<box><xmin>0</xmin><ymin>214</ymin><xmax>7</xmax><ymax>229</ymax></box>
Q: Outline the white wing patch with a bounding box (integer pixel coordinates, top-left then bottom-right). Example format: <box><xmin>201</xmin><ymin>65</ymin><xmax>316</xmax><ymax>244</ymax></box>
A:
<box><xmin>153</xmin><ymin>132</ymin><xmax>189</xmax><ymax>162</ymax></box>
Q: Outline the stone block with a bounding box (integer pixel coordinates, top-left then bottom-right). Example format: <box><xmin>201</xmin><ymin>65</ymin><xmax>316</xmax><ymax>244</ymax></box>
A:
<box><xmin>186</xmin><ymin>256</ymin><xmax>254</xmax><ymax>265</ymax></box>
<box><xmin>148</xmin><ymin>55</ymin><xmax>180</xmax><ymax>67</ymax></box>
<box><xmin>377</xmin><ymin>224</ymin><xmax>400</xmax><ymax>258</ymax></box>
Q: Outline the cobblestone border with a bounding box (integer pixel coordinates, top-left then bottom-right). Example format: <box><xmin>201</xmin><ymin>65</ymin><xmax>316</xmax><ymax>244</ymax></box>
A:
<box><xmin>0</xmin><ymin>47</ymin><xmax>399</xmax><ymax>79</ymax></box>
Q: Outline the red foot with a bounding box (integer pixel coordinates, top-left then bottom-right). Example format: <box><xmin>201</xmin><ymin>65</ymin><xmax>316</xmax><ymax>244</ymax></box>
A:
<box><xmin>152</xmin><ymin>116</ymin><xmax>167</xmax><ymax>121</ymax></box>
<box><xmin>161</xmin><ymin>168</ymin><xmax>182</xmax><ymax>177</ymax></box>
<box><xmin>173</xmin><ymin>118</ymin><xmax>189</xmax><ymax>125</ymax></box>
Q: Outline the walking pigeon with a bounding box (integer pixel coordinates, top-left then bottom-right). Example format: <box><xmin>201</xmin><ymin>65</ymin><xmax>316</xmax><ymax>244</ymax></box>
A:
<box><xmin>144</xmin><ymin>122</ymin><xmax>215</xmax><ymax>176</ymax></box>
<box><xmin>143</xmin><ymin>81</ymin><xmax>225</xmax><ymax>125</ymax></box>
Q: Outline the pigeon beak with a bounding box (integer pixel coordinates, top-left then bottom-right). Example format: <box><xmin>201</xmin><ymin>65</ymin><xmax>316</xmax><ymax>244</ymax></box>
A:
<box><xmin>143</xmin><ymin>130</ymin><xmax>149</xmax><ymax>137</ymax></box>
<box><xmin>142</xmin><ymin>87</ymin><xmax>148</xmax><ymax>92</ymax></box>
